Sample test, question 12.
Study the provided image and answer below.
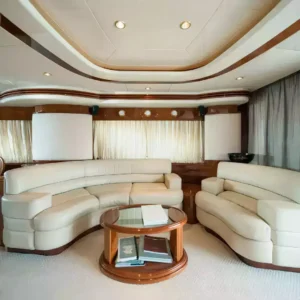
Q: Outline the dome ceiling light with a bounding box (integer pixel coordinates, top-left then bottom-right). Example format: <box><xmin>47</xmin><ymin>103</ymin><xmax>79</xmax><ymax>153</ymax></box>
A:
<box><xmin>43</xmin><ymin>72</ymin><xmax>52</xmax><ymax>76</ymax></box>
<box><xmin>145</xmin><ymin>87</ymin><xmax>151</xmax><ymax>91</ymax></box>
<box><xmin>180</xmin><ymin>21</ymin><xmax>191</xmax><ymax>30</ymax></box>
<box><xmin>144</xmin><ymin>110</ymin><xmax>151</xmax><ymax>117</ymax></box>
<box><xmin>171</xmin><ymin>110</ymin><xmax>178</xmax><ymax>117</ymax></box>
<box><xmin>236</xmin><ymin>76</ymin><xmax>244</xmax><ymax>80</ymax></box>
<box><xmin>118</xmin><ymin>110</ymin><xmax>126</xmax><ymax>117</ymax></box>
<box><xmin>115</xmin><ymin>21</ymin><xmax>126</xmax><ymax>29</ymax></box>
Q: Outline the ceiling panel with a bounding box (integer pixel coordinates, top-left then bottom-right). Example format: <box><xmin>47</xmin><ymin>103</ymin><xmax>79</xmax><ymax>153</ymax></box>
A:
<box><xmin>0</xmin><ymin>28</ymin><xmax>23</xmax><ymax>47</ymax></box>
<box><xmin>30</xmin><ymin>0</ymin><xmax>279</xmax><ymax>70</ymax></box>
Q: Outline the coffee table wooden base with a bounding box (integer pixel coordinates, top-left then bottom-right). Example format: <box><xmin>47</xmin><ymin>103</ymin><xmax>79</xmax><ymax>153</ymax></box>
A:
<box><xmin>99</xmin><ymin>249</ymin><xmax>188</xmax><ymax>284</ymax></box>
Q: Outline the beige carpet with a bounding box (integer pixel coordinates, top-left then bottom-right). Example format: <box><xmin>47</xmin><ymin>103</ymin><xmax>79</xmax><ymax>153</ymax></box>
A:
<box><xmin>1</xmin><ymin>224</ymin><xmax>300</xmax><ymax>300</ymax></box>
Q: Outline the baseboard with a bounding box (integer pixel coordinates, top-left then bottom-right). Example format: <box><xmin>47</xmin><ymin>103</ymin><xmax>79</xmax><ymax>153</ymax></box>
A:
<box><xmin>7</xmin><ymin>225</ymin><xmax>102</xmax><ymax>256</ymax></box>
<box><xmin>204</xmin><ymin>227</ymin><xmax>300</xmax><ymax>273</ymax></box>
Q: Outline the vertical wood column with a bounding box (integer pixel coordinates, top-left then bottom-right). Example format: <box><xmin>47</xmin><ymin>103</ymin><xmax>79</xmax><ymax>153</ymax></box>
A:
<box><xmin>104</xmin><ymin>228</ymin><xmax>118</xmax><ymax>264</ymax></box>
<box><xmin>170</xmin><ymin>227</ymin><xmax>183</xmax><ymax>262</ymax></box>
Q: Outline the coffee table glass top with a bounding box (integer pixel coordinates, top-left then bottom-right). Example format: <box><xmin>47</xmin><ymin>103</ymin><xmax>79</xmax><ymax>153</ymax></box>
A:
<box><xmin>116</xmin><ymin>207</ymin><xmax>173</xmax><ymax>228</ymax></box>
<box><xmin>100</xmin><ymin>205</ymin><xmax>186</xmax><ymax>231</ymax></box>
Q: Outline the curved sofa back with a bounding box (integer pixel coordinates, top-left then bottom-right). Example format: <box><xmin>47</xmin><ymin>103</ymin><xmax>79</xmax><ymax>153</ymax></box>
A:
<box><xmin>217</xmin><ymin>162</ymin><xmax>300</xmax><ymax>204</ymax></box>
<box><xmin>4</xmin><ymin>159</ymin><xmax>172</xmax><ymax>195</ymax></box>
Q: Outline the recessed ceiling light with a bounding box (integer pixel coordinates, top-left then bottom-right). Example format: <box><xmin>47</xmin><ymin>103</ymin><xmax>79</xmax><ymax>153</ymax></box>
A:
<box><xmin>115</xmin><ymin>21</ymin><xmax>126</xmax><ymax>29</ymax></box>
<box><xmin>145</xmin><ymin>87</ymin><xmax>151</xmax><ymax>91</ymax></box>
<box><xmin>43</xmin><ymin>72</ymin><xmax>52</xmax><ymax>77</ymax></box>
<box><xmin>180</xmin><ymin>21</ymin><xmax>191</xmax><ymax>30</ymax></box>
<box><xmin>236</xmin><ymin>76</ymin><xmax>244</xmax><ymax>80</ymax></box>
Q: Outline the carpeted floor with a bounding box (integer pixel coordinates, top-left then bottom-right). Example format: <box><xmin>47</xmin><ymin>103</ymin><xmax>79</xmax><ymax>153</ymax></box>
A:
<box><xmin>1</xmin><ymin>224</ymin><xmax>300</xmax><ymax>300</ymax></box>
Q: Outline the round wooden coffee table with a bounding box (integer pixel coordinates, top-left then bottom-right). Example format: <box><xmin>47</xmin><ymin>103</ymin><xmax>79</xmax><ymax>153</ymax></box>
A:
<box><xmin>99</xmin><ymin>204</ymin><xmax>188</xmax><ymax>284</ymax></box>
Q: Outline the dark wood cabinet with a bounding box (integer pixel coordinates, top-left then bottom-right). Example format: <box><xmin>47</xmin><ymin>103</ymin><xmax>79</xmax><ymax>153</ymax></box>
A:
<box><xmin>182</xmin><ymin>184</ymin><xmax>202</xmax><ymax>224</ymax></box>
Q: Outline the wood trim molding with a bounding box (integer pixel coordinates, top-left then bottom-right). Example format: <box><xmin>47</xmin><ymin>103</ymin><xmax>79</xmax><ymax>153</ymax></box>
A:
<box><xmin>93</xmin><ymin>107</ymin><xmax>202</xmax><ymax>120</ymax></box>
<box><xmin>0</xmin><ymin>13</ymin><xmax>299</xmax><ymax>84</ymax></box>
<box><xmin>206</xmin><ymin>105</ymin><xmax>238</xmax><ymax>114</ymax></box>
<box><xmin>204</xmin><ymin>227</ymin><xmax>300</xmax><ymax>273</ymax></box>
<box><xmin>7</xmin><ymin>225</ymin><xmax>102</xmax><ymax>255</ymax></box>
<box><xmin>0</xmin><ymin>107</ymin><xmax>34</xmax><ymax>120</ymax></box>
<box><xmin>0</xmin><ymin>89</ymin><xmax>249</xmax><ymax>101</ymax></box>
<box><xmin>35</xmin><ymin>104</ymin><xmax>90</xmax><ymax>114</ymax></box>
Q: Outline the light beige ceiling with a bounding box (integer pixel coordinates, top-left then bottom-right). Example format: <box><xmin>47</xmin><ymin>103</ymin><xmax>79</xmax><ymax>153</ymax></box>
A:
<box><xmin>0</xmin><ymin>0</ymin><xmax>300</xmax><ymax>107</ymax></box>
<box><xmin>30</xmin><ymin>0</ymin><xmax>279</xmax><ymax>71</ymax></box>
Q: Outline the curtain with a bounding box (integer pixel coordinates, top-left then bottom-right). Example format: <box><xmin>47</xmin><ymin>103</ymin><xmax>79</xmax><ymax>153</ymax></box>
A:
<box><xmin>0</xmin><ymin>120</ymin><xmax>33</xmax><ymax>163</ymax></box>
<box><xmin>93</xmin><ymin>121</ymin><xmax>203</xmax><ymax>163</ymax></box>
<box><xmin>249</xmin><ymin>71</ymin><xmax>300</xmax><ymax>171</ymax></box>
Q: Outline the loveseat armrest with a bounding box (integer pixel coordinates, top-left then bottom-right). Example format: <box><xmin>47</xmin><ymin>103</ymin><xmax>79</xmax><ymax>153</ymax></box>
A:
<box><xmin>258</xmin><ymin>200</ymin><xmax>300</xmax><ymax>232</ymax></box>
<box><xmin>165</xmin><ymin>173</ymin><xmax>182</xmax><ymax>190</ymax></box>
<box><xmin>2</xmin><ymin>192</ymin><xmax>52</xmax><ymax>219</ymax></box>
<box><xmin>201</xmin><ymin>177</ymin><xmax>224</xmax><ymax>195</ymax></box>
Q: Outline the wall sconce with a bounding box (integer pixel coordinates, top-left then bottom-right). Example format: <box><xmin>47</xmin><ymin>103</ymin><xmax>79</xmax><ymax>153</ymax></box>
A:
<box><xmin>118</xmin><ymin>110</ymin><xmax>126</xmax><ymax>117</ymax></box>
<box><xmin>144</xmin><ymin>110</ymin><xmax>151</xmax><ymax>117</ymax></box>
<box><xmin>171</xmin><ymin>110</ymin><xmax>178</xmax><ymax>117</ymax></box>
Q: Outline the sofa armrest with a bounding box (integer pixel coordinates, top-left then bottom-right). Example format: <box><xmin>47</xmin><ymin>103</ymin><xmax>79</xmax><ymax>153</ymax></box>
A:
<box><xmin>1</xmin><ymin>192</ymin><xmax>52</xmax><ymax>219</ymax></box>
<box><xmin>201</xmin><ymin>177</ymin><xmax>224</xmax><ymax>195</ymax></box>
<box><xmin>165</xmin><ymin>173</ymin><xmax>182</xmax><ymax>190</ymax></box>
<box><xmin>258</xmin><ymin>200</ymin><xmax>300</xmax><ymax>232</ymax></box>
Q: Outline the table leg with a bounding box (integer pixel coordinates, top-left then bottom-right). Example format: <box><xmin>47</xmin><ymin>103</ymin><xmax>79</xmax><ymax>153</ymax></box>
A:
<box><xmin>104</xmin><ymin>228</ymin><xmax>117</xmax><ymax>264</ymax></box>
<box><xmin>170</xmin><ymin>227</ymin><xmax>183</xmax><ymax>262</ymax></box>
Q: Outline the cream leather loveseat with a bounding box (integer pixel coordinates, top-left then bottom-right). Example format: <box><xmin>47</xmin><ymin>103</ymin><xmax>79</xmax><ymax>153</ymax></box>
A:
<box><xmin>1</xmin><ymin>159</ymin><xmax>183</xmax><ymax>252</ymax></box>
<box><xmin>196</xmin><ymin>162</ymin><xmax>300</xmax><ymax>270</ymax></box>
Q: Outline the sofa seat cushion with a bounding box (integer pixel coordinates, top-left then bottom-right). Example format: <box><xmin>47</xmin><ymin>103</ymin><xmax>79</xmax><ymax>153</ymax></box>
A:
<box><xmin>34</xmin><ymin>194</ymin><xmax>99</xmax><ymax>231</ymax></box>
<box><xmin>130</xmin><ymin>183</ymin><xmax>183</xmax><ymax>206</ymax></box>
<box><xmin>195</xmin><ymin>191</ymin><xmax>271</xmax><ymax>242</ymax></box>
<box><xmin>85</xmin><ymin>183</ymin><xmax>131</xmax><ymax>209</ymax></box>
<box><xmin>218</xmin><ymin>191</ymin><xmax>257</xmax><ymax>214</ymax></box>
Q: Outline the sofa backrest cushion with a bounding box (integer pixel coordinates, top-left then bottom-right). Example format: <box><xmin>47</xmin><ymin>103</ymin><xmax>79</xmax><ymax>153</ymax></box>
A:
<box><xmin>224</xmin><ymin>180</ymin><xmax>292</xmax><ymax>203</ymax></box>
<box><xmin>28</xmin><ymin>174</ymin><xmax>164</xmax><ymax>196</ymax></box>
<box><xmin>5</xmin><ymin>159</ymin><xmax>171</xmax><ymax>194</ymax></box>
<box><xmin>218</xmin><ymin>162</ymin><xmax>300</xmax><ymax>204</ymax></box>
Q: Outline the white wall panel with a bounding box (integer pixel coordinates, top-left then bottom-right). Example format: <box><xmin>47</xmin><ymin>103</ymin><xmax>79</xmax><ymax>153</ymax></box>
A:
<box><xmin>204</xmin><ymin>113</ymin><xmax>241</xmax><ymax>160</ymax></box>
<box><xmin>32</xmin><ymin>113</ymin><xmax>92</xmax><ymax>160</ymax></box>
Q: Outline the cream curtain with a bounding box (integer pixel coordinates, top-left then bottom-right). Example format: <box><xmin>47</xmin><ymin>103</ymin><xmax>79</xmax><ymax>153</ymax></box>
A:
<box><xmin>93</xmin><ymin>121</ymin><xmax>203</xmax><ymax>163</ymax></box>
<box><xmin>0</xmin><ymin>120</ymin><xmax>32</xmax><ymax>163</ymax></box>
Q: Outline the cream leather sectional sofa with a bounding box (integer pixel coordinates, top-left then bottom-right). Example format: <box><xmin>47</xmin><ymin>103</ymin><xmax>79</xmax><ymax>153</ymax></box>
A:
<box><xmin>1</xmin><ymin>159</ymin><xmax>183</xmax><ymax>252</ymax></box>
<box><xmin>196</xmin><ymin>162</ymin><xmax>300</xmax><ymax>269</ymax></box>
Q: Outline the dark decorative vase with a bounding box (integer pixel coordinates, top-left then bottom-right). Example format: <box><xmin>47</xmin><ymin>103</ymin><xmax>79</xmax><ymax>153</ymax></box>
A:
<box><xmin>228</xmin><ymin>153</ymin><xmax>255</xmax><ymax>164</ymax></box>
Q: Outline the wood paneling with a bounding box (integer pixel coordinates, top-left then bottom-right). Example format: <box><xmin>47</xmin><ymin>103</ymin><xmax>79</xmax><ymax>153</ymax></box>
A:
<box><xmin>172</xmin><ymin>161</ymin><xmax>220</xmax><ymax>184</ymax></box>
<box><xmin>0</xmin><ymin>176</ymin><xmax>4</xmax><ymax>246</ymax></box>
<box><xmin>239</xmin><ymin>103</ymin><xmax>249</xmax><ymax>152</ymax></box>
<box><xmin>35</xmin><ymin>104</ymin><xmax>90</xmax><ymax>114</ymax></box>
<box><xmin>94</xmin><ymin>107</ymin><xmax>202</xmax><ymax>121</ymax></box>
<box><xmin>1</xmin><ymin>12</ymin><xmax>299</xmax><ymax>84</ymax></box>
<box><xmin>182</xmin><ymin>183</ymin><xmax>202</xmax><ymax>224</ymax></box>
<box><xmin>0</xmin><ymin>89</ymin><xmax>250</xmax><ymax>101</ymax></box>
<box><xmin>0</xmin><ymin>107</ymin><xmax>33</xmax><ymax>120</ymax></box>
<box><xmin>207</xmin><ymin>105</ymin><xmax>238</xmax><ymax>114</ymax></box>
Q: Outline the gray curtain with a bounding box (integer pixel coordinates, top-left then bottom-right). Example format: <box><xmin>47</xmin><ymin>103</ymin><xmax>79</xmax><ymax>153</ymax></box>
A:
<box><xmin>249</xmin><ymin>71</ymin><xmax>300</xmax><ymax>171</ymax></box>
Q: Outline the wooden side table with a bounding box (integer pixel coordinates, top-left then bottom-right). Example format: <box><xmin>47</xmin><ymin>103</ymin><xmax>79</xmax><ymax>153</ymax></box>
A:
<box><xmin>182</xmin><ymin>184</ymin><xmax>202</xmax><ymax>224</ymax></box>
<box><xmin>99</xmin><ymin>205</ymin><xmax>188</xmax><ymax>284</ymax></box>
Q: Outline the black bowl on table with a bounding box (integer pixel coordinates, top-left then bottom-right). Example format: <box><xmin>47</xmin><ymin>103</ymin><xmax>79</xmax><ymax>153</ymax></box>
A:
<box><xmin>228</xmin><ymin>153</ymin><xmax>255</xmax><ymax>164</ymax></box>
